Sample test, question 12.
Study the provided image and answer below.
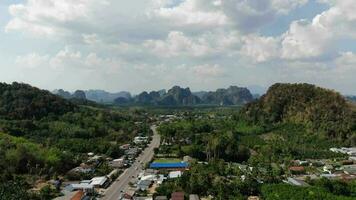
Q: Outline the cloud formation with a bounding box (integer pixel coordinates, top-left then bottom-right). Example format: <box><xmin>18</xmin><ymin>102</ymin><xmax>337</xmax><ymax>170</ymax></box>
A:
<box><xmin>2</xmin><ymin>0</ymin><xmax>356</xmax><ymax>94</ymax></box>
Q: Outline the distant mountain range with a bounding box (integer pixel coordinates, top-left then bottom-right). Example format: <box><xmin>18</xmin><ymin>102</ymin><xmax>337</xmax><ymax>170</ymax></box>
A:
<box><xmin>115</xmin><ymin>86</ymin><xmax>254</xmax><ymax>106</ymax></box>
<box><xmin>53</xmin><ymin>89</ymin><xmax>131</xmax><ymax>103</ymax></box>
<box><xmin>346</xmin><ymin>95</ymin><xmax>356</xmax><ymax>102</ymax></box>
<box><xmin>54</xmin><ymin>86</ymin><xmax>254</xmax><ymax>106</ymax></box>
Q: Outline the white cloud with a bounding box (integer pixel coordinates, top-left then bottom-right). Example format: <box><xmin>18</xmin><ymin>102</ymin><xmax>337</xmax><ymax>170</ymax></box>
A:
<box><xmin>150</xmin><ymin>0</ymin><xmax>228</xmax><ymax>27</ymax></box>
<box><xmin>144</xmin><ymin>31</ymin><xmax>215</xmax><ymax>57</ymax></box>
<box><xmin>280</xmin><ymin>0</ymin><xmax>356</xmax><ymax>59</ymax></box>
<box><xmin>16</xmin><ymin>53</ymin><xmax>49</xmax><ymax>69</ymax></box>
<box><xmin>281</xmin><ymin>19</ymin><xmax>332</xmax><ymax>60</ymax></box>
<box><xmin>221</xmin><ymin>0</ymin><xmax>308</xmax><ymax>32</ymax></box>
<box><xmin>192</xmin><ymin>64</ymin><xmax>225</xmax><ymax>77</ymax></box>
<box><xmin>240</xmin><ymin>35</ymin><xmax>280</xmax><ymax>62</ymax></box>
<box><xmin>6</xmin><ymin>0</ymin><xmax>109</xmax><ymax>36</ymax></box>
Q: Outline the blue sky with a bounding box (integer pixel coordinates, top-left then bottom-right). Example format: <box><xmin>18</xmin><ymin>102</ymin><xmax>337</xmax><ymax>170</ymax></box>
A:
<box><xmin>0</xmin><ymin>0</ymin><xmax>355</xmax><ymax>94</ymax></box>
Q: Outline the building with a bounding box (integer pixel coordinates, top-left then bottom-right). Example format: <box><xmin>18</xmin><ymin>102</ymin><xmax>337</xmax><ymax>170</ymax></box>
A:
<box><xmin>134</xmin><ymin>197</ymin><xmax>153</xmax><ymax>200</ymax></box>
<box><xmin>110</xmin><ymin>158</ymin><xmax>125</xmax><ymax>168</ymax></box>
<box><xmin>70</xmin><ymin>190</ymin><xmax>85</xmax><ymax>200</ymax></box>
<box><xmin>91</xmin><ymin>176</ymin><xmax>108</xmax><ymax>188</ymax></box>
<box><xmin>183</xmin><ymin>156</ymin><xmax>193</xmax><ymax>163</ymax></box>
<box><xmin>150</xmin><ymin>162</ymin><xmax>188</xmax><ymax>171</ymax></box>
<box><xmin>122</xmin><ymin>190</ymin><xmax>136</xmax><ymax>200</ymax></box>
<box><xmin>120</xmin><ymin>144</ymin><xmax>131</xmax><ymax>150</ymax></box>
<box><xmin>344</xmin><ymin>165</ymin><xmax>356</xmax><ymax>175</ymax></box>
<box><xmin>134</xmin><ymin>136</ymin><xmax>149</xmax><ymax>144</ymax></box>
<box><xmin>137</xmin><ymin>179</ymin><xmax>153</xmax><ymax>191</ymax></box>
<box><xmin>286</xmin><ymin>177</ymin><xmax>309</xmax><ymax>186</ymax></box>
<box><xmin>289</xmin><ymin>166</ymin><xmax>305</xmax><ymax>174</ymax></box>
<box><xmin>126</xmin><ymin>148</ymin><xmax>139</xmax><ymax>159</ymax></box>
<box><xmin>171</xmin><ymin>192</ymin><xmax>184</xmax><ymax>200</ymax></box>
<box><xmin>168</xmin><ymin>171</ymin><xmax>182</xmax><ymax>179</ymax></box>
<box><xmin>72</xmin><ymin>163</ymin><xmax>94</xmax><ymax>174</ymax></box>
<box><xmin>189</xmin><ymin>194</ymin><xmax>200</xmax><ymax>200</ymax></box>
<box><xmin>65</xmin><ymin>183</ymin><xmax>94</xmax><ymax>194</ymax></box>
<box><xmin>330</xmin><ymin>147</ymin><xmax>356</xmax><ymax>156</ymax></box>
<box><xmin>155</xmin><ymin>196</ymin><xmax>168</xmax><ymax>200</ymax></box>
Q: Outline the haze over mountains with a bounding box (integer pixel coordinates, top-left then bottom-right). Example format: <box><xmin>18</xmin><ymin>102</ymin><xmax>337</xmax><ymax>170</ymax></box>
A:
<box><xmin>54</xmin><ymin>86</ymin><xmax>254</xmax><ymax>106</ymax></box>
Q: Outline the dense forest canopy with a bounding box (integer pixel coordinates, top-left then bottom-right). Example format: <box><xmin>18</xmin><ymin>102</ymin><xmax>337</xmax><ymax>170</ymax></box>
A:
<box><xmin>0</xmin><ymin>82</ymin><xmax>76</xmax><ymax>120</ymax></box>
<box><xmin>241</xmin><ymin>83</ymin><xmax>356</xmax><ymax>141</ymax></box>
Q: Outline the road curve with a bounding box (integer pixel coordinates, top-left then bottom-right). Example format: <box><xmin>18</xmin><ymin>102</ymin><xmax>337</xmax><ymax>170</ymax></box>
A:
<box><xmin>102</xmin><ymin>125</ymin><xmax>160</xmax><ymax>200</ymax></box>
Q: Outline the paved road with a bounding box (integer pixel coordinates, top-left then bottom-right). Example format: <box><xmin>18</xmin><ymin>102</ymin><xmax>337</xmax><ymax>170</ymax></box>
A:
<box><xmin>102</xmin><ymin>125</ymin><xmax>160</xmax><ymax>200</ymax></box>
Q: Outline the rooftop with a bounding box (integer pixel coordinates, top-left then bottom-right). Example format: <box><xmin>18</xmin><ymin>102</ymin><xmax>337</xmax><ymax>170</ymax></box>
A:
<box><xmin>150</xmin><ymin>162</ymin><xmax>188</xmax><ymax>169</ymax></box>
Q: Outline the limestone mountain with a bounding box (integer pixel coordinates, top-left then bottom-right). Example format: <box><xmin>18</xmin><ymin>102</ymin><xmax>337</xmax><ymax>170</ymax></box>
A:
<box><xmin>201</xmin><ymin>86</ymin><xmax>254</xmax><ymax>105</ymax></box>
<box><xmin>240</xmin><ymin>83</ymin><xmax>356</xmax><ymax>140</ymax></box>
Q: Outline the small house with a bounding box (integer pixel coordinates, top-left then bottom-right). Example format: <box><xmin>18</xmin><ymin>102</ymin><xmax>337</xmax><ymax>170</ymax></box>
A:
<box><xmin>171</xmin><ymin>192</ymin><xmax>184</xmax><ymax>200</ymax></box>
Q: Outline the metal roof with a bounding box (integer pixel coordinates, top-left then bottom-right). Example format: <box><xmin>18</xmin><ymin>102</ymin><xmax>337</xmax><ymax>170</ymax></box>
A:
<box><xmin>150</xmin><ymin>162</ymin><xmax>188</xmax><ymax>169</ymax></box>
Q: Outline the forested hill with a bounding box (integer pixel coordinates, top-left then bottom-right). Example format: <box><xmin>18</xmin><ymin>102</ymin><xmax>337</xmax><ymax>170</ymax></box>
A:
<box><xmin>241</xmin><ymin>83</ymin><xmax>356</xmax><ymax>141</ymax></box>
<box><xmin>0</xmin><ymin>82</ymin><xmax>76</xmax><ymax>120</ymax></box>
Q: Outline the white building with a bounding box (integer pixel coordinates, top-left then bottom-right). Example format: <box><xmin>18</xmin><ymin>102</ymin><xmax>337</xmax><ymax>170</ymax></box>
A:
<box><xmin>168</xmin><ymin>171</ymin><xmax>182</xmax><ymax>179</ymax></box>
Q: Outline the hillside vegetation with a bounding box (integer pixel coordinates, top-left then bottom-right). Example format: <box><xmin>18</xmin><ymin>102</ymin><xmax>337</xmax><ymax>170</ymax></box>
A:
<box><xmin>0</xmin><ymin>82</ymin><xmax>76</xmax><ymax>120</ymax></box>
<box><xmin>241</xmin><ymin>83</ymin><xmax>356</xmax><ymax>142</ymax></box>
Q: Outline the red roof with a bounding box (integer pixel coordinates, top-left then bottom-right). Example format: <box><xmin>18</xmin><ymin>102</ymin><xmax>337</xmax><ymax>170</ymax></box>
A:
<box><xmin>71</xmin><ymin>190</ymin><xmax>84</xmax><ymax>200</ymax></box>
<box><xmin>289</xmin><ymin>166</ymin><xmax>305</xmax><ymax>171</ymax></box>
<box><xmin>171</xmin><ymin>192</ymin><xmax>184</xmax><ymax>200</ymax></box>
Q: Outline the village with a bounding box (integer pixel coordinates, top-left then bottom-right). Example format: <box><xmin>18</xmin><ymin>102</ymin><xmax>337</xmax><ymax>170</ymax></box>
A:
<box><xmin>49</xmin><ymin>113</ymin><xmax>356</xmax><ymax>200</ymax></box>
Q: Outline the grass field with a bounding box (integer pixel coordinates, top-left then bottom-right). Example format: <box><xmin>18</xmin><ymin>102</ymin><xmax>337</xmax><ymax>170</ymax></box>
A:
<box><xmin>153</xmin><ymin>158</ymin><xmax>182</xmax><ymax>163</ymax></box>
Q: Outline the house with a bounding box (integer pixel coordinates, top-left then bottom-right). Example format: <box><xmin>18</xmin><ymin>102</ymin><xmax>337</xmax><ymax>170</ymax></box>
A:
<box><xmin>171</xmin><ymin>192</ymin><xmax>184</xmax><ymax>200</ymax></box>
<box><xmin>65</xmin><ymin>183</ymin><xmax>94</xmax><ymax>194</ymax></box>
<box><xmin>137</xmin><ymin>179</ymin><xmax>152</xmax><ymax>191</ymax></box>
<box><xmin>342</xmin><ymin>160</ymin><xmax>354</xmax><ymax>165</ymax></box>
<box><xmin>122</xmin><ymin>190</ymin><xmax>136</xmax><ymax>200</ymax></box>
<box><xmin>134</xmin><ymin>197</ymin><xmax>153</xmax><ymax>200</ymax></box>
<box><xmin>286</xmin><ymin>177</ymin><xmax>309</xmax><ymax>186</ymax></box>
<box><xmin>134</xmin><ymin>136</ymin><xmax>149</xmax><ymax>144</ymax></box>
<box><xmin>141</xmin><ymin>174</ymin><xmax>156</xmax><ymax>181</ymax></box>
<box><xmin>320</xmin><ymin>174</ymin><xmax>340</xmax><ymax>180</ymax></box>
<box><xmin>72</xmin><ymin>163</ymin><xmax>94</xmax><ymax>174</ymax></box>
<box><xmin>157</xmin><ymin>175</ymin><xmax>166</xmax><ymax>185</ymax></box>
<box><xmin>70</xmin><ymin>190</ymin><xmax>85</xmax><ymax>200</ymax></box>
<box><xmin>90</xmin><ymin>176</ymin><xmax>108</xmax><ymax>188</ymax></box>
<box><xmin>289</xmin><ymin>166</ymin><xmax>305</xmax><ymax>174</ymax></box>
<box><xmin>330</xmin><ymin>147</ymin><xmax>356</xmax><ymax>156</ymax></box>
<box><xmin>344</xmin><ymin>165</ymin><xmax>356</xmax><ymax>175</ymax></box>
<box><xmin>323</xmin><ymin>165</ymin><xmax>334</xmax><ymax>173</ymax></box>
<box><xmin>168</xmin><ymin>171</ymin><xmax>182</xmax><ymax>179</ymax></box>
<box><xmin>120</xmin><ymin>144</ymin><xmax>131</xmax><ymax>150</ymax></box>
<box><xmin>150</xmin><ymin>162</ymin><xmax>188</xmax><ymax>171</ymax></box>
<box><xmin>110</xmin><ymin>158</ymin><xmax>125</xmax><ymax>168</ymax></box>
<box><xmin>183</xmin><ymin>156</ymin><xmax>193</xmax><ymax>163</ymax></box>
<box><xmin>155</xmin><ymin>196</ymin><xmax>168</xmax><ymax>200</ymax></box>
<box><xmin>189</xmin><ymin>194</ymin><xmax>200</xmax><ymax>200</ymax></box>
<box><xmin>126</xmin><ymin>148</ymin><xmax>139</xmax><ymax>159</ymax></box>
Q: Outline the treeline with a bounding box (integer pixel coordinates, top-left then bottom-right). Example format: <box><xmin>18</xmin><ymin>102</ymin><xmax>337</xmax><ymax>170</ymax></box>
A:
<box><xmin>0</xmin><ymin>132</ymin><xmax>71</xmax><ymax>176</ymax></box>
<box><xmin>158</xmin><ymin>119</ymin><xmax>251</xmax><ymax>162</ymax></box>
